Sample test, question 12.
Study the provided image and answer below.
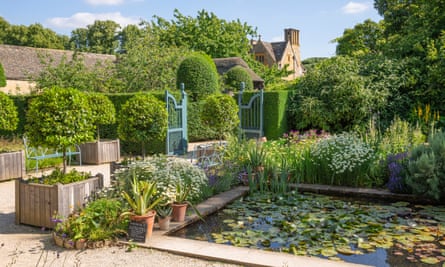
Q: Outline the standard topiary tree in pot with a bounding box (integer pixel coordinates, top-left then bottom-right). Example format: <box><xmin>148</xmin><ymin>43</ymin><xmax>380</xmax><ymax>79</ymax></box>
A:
<box><xmin>25</xmin><ymin>87</ymin><xmax>94</xmax><ymax>173</ymax></box>
<box><xmin>223</xmin><ymin>66</ymin><xmax>253</xmax><ymax>92</ymax></box>
<box><xmin>117</xmin><ymin>93</ymin><xmax>167</xmax><ymax>159</ymax></box>
<box><xmin>176</xmin><ymin>53</ymin><xmax>219</xmax><ymax>101</ymax></box>
<box><xmin>80</xmin><ymin>93</ymin><xmax>120</xmax><ymax>164</ymax></box>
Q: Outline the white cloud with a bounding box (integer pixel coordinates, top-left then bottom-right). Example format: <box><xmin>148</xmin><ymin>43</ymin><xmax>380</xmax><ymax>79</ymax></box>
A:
<box><xmin>47</xmin><ymin>12</ymin><xmax>140</xmax><ymax>30</ymax></box>
<box><xmin>342</xmin><ymin>2</ymin><xmax>371</xmax><ymax>14</ymax></box>
<box><xmin>84</xmin><ymin>0</ymin><xmax>124</xmax><ymax>6</ymax></box>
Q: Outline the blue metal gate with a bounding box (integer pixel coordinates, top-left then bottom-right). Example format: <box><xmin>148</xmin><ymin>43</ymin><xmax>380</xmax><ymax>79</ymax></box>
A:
<box><xmin>238</xmin><ymin>82</ymin><xmax>264</xmax><ymax>139</ymax></box>
<box><xmin>166</xmin><ymin>84</ymin><xmax>188</xmax><ymax>155</ymax></box>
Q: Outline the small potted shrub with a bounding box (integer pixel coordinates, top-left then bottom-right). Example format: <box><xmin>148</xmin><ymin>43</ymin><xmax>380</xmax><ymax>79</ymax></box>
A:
<box><xmin>120</xmin><ymin>170</ymin><xmax>164</xmax><ymax>240</ymax></box>
<box><xmin>80</xmin><ymin>93</ymin><xmax>120</xmax><ymax>164</ymax></box>
<box><xmin>155</xmin><ymin>204</ymin><xmax>172</xmax><ymax>230</ymax></box>
<box><xmin>0</xmin><ymin>92</ymin><xmax>24</xmax><ymax>181</ymax></box>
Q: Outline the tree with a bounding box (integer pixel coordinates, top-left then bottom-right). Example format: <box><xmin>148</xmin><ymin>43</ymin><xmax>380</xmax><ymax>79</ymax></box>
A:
<box><xmin>176</xmin><ymin>53</ymin><xmax>219</xmax><ymax>101</ymax></box>
<box><xmin>201</xmin><ymin>94</ymin><xmax>239</xmax><ymax>140</ymax></box>
<box><xmin>69</xmin><ymin>20</ymin><xmax>120</xmax><ymax>54</ymax></box>
<box><xmin>0</xmin><ymin>92</ymin><xmax>18</xmax><ymax>132</ymax></box>
<box><xmin>334</xmin><ymin>19</ymin><xmax>384</xmax><ymax>57</ymax></box>
<box><xmin>25</xmin><ymin>87</ymin><xmax>94</xmax><ymax>173</ymax></box>
<box><xmin>116</xmin><ymin>32</ymin><xmax>189</xmax><ymax>92</ymax></box>
<box><xmin>223</xmin><ymin>66</ymin><xmax>253</xmax><ymax>91</ymax></box>
<box><xmin>86</xmin><ymin>93</ymin><xmax>116</xmax><ymax>141</ymax></box>
<box><xmin>117</xmin><ymin>94</ymin><xmax>167</xmax><ymax>158</ymax></box>
<box><xmin>149</xmin><ymin>9</ymin><xmax>256</xmax><ymax>58</ymax></box>
<box><xmin>288</xmin><ymin>56</ymin><xmax>376</xmax><ymax>132</ymax></box>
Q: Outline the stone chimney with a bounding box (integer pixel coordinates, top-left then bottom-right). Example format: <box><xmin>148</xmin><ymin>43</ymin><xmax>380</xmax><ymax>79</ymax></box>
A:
<box><xmin>284</xmin><ymin>28</ymin><xmax>299</xmax><ymax>46</ymax></box>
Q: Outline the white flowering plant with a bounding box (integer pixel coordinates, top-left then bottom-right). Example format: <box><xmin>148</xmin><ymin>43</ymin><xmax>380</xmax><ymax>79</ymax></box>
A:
<box><xmin>115</xmin><ymin>156</ymin><xmax>209</xmax><ymax>205</ymax></box>
<box><xmin>310</xmin><ymin>132</ymin><xmax>375</xmax><ymax>187</ymax></box>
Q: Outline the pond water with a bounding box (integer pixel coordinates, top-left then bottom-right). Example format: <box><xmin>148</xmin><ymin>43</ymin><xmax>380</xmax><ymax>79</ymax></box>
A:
<box><xmin>171</xmin><ymin>191</ymin><xmax>445</xmax><ymax>267</ymax></box>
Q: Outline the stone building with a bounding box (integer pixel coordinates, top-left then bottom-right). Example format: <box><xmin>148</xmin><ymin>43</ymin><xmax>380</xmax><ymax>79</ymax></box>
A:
<box><xmin>251</xmin><ymin>28</ymin><xmax>303</xmax><ymax>80</ymax></box>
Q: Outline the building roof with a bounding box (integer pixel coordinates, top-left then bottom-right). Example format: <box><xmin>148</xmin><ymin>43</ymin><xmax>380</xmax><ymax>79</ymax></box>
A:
<box><xmin>0</xmin><ymin>44</ymin><xmax>116</xmax><ymax>80</ymax></box>
<box><xmin>270</xmin><ymin>42</ymin><xmax>287</xmax><ymax>62</ymax></box>
<box><xmin>213</xmin><ymin>57</ymin><xmax>264</xmax><ymax>82</ymax></box>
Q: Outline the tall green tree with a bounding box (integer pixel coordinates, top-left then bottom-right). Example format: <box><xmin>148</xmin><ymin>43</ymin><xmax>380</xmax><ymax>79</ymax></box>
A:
<box><xmin>149</xmin><ymin>9</ymin><xmax>256</xmax><ymax>58</ymax></box>
<box><xmin>69</xmin><ymin>20</ymin><xmax>120</xmax><ymax>54</ymax></box>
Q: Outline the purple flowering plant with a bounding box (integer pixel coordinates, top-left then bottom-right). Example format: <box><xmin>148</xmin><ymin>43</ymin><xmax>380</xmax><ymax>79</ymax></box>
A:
<box><xmin>385</xmin><ymin>152</ymin><xmax>411</xmax><ymax>193</ymax></box>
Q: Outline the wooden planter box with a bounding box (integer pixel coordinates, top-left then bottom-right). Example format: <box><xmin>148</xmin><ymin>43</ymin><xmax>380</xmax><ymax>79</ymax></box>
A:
<box><xmin>0</xmin><ymin>150</ymin><xmax>25</xmax><ymax>181</ymax></box>
<box><xmin>15</xmin><ymin>175</ymin><xmax>104</xmax><ymax>228</ymax></box>
<box><xmin>80</xmin><ymin>139</ymin><xmax>120</xmax><ymax>164</ymax></box>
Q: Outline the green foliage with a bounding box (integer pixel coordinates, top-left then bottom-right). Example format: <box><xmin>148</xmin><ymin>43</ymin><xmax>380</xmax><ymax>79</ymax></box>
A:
<box><xmin>28</xmin><ymin>168</ymin><xmax>90</xmax><ymax>185</ymax></box>
<box><xmin>406</xmin><ymin>131</ymin><xmax>445</xmax><ymax>201</ymax></box>
<box><xmin>25</xmin><ymin>87</ymin><xmax>94</xmax><ymax>172</ymax></box>
<box><xmin>187</xmin><ymin>101</ymin><xmax>218</xmax><ymax>142</ymax></box>
<box><xmin>150</xmin><ymin>9</ymin><xmax>256</xmax><ymax>58</ymax></box>
<box><xmin>34</xmin><ymin>53</ymin><xmax>120</xmax><ymax>93</ymax></box>
<box><xmin>0</xmin><ymin>61</ymin><xmax>6</xmax><ymax>87</ymax></box>
<box><xmin>87</xmin><ymin>92</ymin><xmax>116</xmax><ymax>140</ymax></box>
<box><xmin>120</xmin><ymin>170</ymin><xmax>164</xmax><ymax>216</ymax></box>
<box><xmin>201</xmin><ymin>94</ymin><xmax>239</xmax><ymax>140</ymax></box>
<box><xmin>69</xmin><ymin>20</ymin><xmax>120</xmax><ymax>54</ymax></box>
<box><xmin>0</xmin><ymin>92</ymin><xmax>18</xmax><ymax>132</ymax></box>
<box><xmin>288</xmin><ymin>56</ymin><xmax>376</xmax><ymax>132</ymax></box>
<box><xmin>117</xmin><ymin>94</ymin><xmax>167</xmax><ymax>157</ymax></box>
<box><xmin>176</xmin><ymin>54</ymin><xmax>219</xmax><ymax>101</ymax></box>
<box><xmin>223</xmin><ymin>66</ymin><xmax>253</xmax><ymax>91</ymax></box>
<box><xmin>116</xmin><ymin>32</ymin><xmax>189</xmax><ymax>92</ymax></box>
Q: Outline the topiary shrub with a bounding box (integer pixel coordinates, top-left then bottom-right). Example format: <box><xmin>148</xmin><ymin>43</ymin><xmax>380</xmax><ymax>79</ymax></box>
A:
<box><xmin>25</xmin><ymin>87</ymin><xmax>94</xmax><ymax>173</ymax></box>
<box><xmin>176</xmin><ymin>53</ymin><xmax>219</xmax><ymax>101</ymax></box>
<box><xmin>117</xmin><ymin>93</ymin><xmax>167</xmax><ymax>158</ymax></box>
<box><xmin>87</xmin><ymin>92</ymin><xmax>116</xmax><ymax>141</ymax></box>
<box><xmin>223</xmin><ymin>66</ymin><xmax>253</xmax><ymax>91</ymax></box>
<box><xmin>201</xmin><ymin>94</ymin><xmax>239</xmax><ymax>140</ymax></box>
<box><xmin>405</xmin><ymin>131</ymin><xmax>445</xmax><ymax>201</ymax></box>
<box><xmin>0</xmin><ymin>61</ymin><xmax>6</xmax><ymax>87</ymax></box>
<box><xmin>188</xmin><ymin>101</ymin><xmax>218</xmax><ymax>142</ymax></box>
<box><xmin>0</xmin><ymin>92</ymin><xmax>18</xmax><ymax>133</ymax></box>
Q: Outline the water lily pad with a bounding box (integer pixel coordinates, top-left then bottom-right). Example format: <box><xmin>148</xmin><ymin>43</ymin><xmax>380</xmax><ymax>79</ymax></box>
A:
<box><xmin>420</xmin><ymin>257</ymin><xmax>440</xmax><ymax>264</ymax></box>
<box><xmin>321</xmin><ymin>247</ymin><xmax>337</xmax><ymax>257</ymax></box>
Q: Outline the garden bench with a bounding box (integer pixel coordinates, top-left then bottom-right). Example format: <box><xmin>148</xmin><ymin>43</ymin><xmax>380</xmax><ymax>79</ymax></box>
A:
<box><xmin>23</xmin><ymin>137</ymin><xmax>82</xmax><ymax>172</ymax></box>
<box><xmin>191</xmin><ymin>142</ymin><xmax>227</xmax><ymax>169</ymax></box>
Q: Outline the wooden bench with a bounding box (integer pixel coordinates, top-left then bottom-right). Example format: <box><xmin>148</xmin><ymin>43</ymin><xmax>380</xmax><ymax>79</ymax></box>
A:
<box><xmin>23</xmin><ymin>137</ymin><xmax>82</xmax><ymax>172</ymax></box>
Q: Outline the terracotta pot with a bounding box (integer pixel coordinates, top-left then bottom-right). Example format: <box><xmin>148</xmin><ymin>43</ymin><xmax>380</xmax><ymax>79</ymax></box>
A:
<box><xmin>171</xmin><ymin>203</ymin><xmax>188</xmax><ymax>222</ymax></box>
<box><xmin>64</xmin><ymin>239</ymin><xmax>75</xmax><ymax>249</ymax></box>
<box><xmin>130</xmin><ymin>210</ymin><xmax>156</xmax><ymax>240</ymax></box>
<box><xmin>157</xmin><ymin>216</ymin><xmax>171</xmax><ymax>230</ymax></box>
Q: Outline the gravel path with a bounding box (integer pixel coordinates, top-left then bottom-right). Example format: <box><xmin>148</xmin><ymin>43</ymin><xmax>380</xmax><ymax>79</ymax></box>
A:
<box><xmin>0</xmin><ymin>180</ymin><xmax>240</xmax><ymax>267</ymax></box>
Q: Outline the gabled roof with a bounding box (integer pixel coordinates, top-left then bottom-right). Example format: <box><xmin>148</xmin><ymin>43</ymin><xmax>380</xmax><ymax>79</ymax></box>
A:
<box><xmin>213</xmin><ymin>57</ymin><xmax>263</xmax><ymax>82</ymax></box>
<box><xmin>270</xmin><ymin>41</ymin><xmax>287</xmax><ymax>62</ymax></box>
<box><xmin>0</xmin><ymin>44</ymin><xmax>116</xmax><ymax>80</ymax></box>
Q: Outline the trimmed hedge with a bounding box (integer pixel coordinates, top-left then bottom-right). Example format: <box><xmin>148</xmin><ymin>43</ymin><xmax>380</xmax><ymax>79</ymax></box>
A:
<box><xmin>0</xmin><ymin>62</ymin><xmax>6</xmax><ymax>87</ymax></box>
<box><xmin>235</xmin><ymin>90</ymin><xmax>290</xmax><ymax>140</ymax></box>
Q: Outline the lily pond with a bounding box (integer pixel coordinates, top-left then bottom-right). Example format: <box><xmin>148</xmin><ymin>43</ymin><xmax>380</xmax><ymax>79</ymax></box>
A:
<box><xmin>172</xmin><ymin>191</ymin><xmax>445</xmax><ymax>267</ymax></box>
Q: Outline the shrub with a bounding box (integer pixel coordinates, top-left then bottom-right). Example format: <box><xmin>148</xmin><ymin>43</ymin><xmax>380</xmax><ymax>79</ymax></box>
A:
<box><xmin>187</xmin><ymin>101</ymin><xmax>218</xmax><ymax>141</ymax></box>
<box><xmin>223</xmin><ymin>66</ymin><xmax>253</xmax><ymax>91</ymax></box>
<box><xmin>406</xmin><ymin>131</ymin><xmax>445</xmax><ymax>200</ymax></box>
<box><xmin>0</xmin><ymin>92</ymin><xmax>18</xmax><ymax>132</ymax></box>
<box><xmin>25</xmin><ymin>87</ymin><xmax>94</xmax><ymax>173</ymax></box>
<box><xmin>201</xmin><ymin>94</ymin><xmax>239</xmax><ymax>140</ymax></box>
<box><xmin>176</xmin><ymin>54</ymin><xmax>219</xmax><ymax>101</ymax></box>
<box><xmin>117</xmin><ymin>94</ymin><xmax>167</xmax><ymax>158</ymax></box>
<box><xmin>0</xmin><ymin>61</ymin><xmax>6</xmax><ymax>87</ymax></box>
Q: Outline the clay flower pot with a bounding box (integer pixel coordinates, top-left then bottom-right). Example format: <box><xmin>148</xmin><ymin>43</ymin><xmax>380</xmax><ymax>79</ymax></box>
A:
<box><xmin>157</xmin><ymin>216</ymin><xmax>171</xmax><ymax>230</ymax></box>
<box><xmin>130</xmin><ymin>210</ymin><xmax>156</xmax><ymax>240</ymax></box>
<box><xmin>171</xmin><ymin>203</ymin><xmax>188</xmax><ymax>222</ymax></box>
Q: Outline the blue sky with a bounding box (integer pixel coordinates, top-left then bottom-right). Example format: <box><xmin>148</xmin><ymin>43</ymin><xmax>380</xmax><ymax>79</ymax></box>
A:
<box><xmin>0</xmin><ymin>0</ymin><xmax>382</xmax><ymax>59</ymax></box>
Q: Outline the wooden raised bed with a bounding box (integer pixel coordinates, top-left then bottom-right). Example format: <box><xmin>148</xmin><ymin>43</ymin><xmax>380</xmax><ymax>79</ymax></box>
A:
<box><xmin>0</xmin><ymin>150</ymin><xmax>25</xmax><ymax>181</ymax></box>
<box><xmin>15</xmin><ymin>175</ymin><xmax>104</xmax><ymax>228</ymax></box>
<box><xmin>80</xmin><ymin>139</ymin><xmax>120</xmax><ymax>164</ymax></box>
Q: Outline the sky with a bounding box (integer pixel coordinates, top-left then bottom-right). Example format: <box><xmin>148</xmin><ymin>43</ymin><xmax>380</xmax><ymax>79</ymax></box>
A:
<box><xmin>0</xmin><ymin>0</ymin><xmax>382</xmax><ymax>60</ymax></box>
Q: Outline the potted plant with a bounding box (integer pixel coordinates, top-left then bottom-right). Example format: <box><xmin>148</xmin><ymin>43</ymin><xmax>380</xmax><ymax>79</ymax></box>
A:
<box><xmin>155</xmin><ymin>204</ymin><xmax>172</xmax><ymax>230</ymax></box>
<box><xmin>0</xmin><ymin>92</ymin><xmax>24</xmax><ymax>181</ymax></box>
<box><xmin>120</xmin><ymin>170</ymin><xmax>164</xmax><ymax>240</ymax></box>
<box><xmin>80</xmin><ymin>93</ymin><xmax>120</xmax><ymax>164</ymax></box>
<box><xmin>171</xmin><ymin>182</ymin><xmax>202</xmax><ymax>222</ymax></box>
